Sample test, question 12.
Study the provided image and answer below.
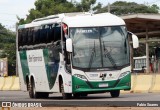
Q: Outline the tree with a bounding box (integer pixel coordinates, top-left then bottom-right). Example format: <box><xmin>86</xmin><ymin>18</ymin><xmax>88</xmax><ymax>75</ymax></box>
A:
<box><xmin>18</xmin><ymin>0</ymin><xmax>78</xmax><ymax>24</ymax></box>
<box><xmin>76</xmin><ymin>0</ymin><xmax>101</xmax><ymax>12</ymax></box>
<box><xmin>96</xmin><ymin>1</ymin><xmax>159</xmax><ymax>15</ymax></box>
<box><xmin>18</xmin><ymin>0</ymin><xmax>101</xmax><ymax>24</ymax></box>
<box><xmin>0</xmin><ymin>23</ymin><xmax>16</xmax><ymax>76</ymax></box>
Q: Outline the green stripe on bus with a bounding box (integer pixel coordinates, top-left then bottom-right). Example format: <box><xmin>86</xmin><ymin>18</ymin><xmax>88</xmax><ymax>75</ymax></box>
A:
<box><xmin>43</xmin><ymin>49</ymin><xmax>57</xmax><ymax>90</ymax></box>
<box><xmin>19</xmin><ymin>50</ymin><xmax>30</xmax><ymax>83</ymax></box>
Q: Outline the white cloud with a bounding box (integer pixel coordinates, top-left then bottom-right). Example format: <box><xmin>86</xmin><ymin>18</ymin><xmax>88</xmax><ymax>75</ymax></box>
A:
<box><xmin>0</xmin><ymin>0</ymin><xmax>9</xmax><ymax>4</ymax></box>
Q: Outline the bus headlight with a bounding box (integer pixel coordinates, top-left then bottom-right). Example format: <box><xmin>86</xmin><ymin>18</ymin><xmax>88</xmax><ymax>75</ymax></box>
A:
<box><xmin>74</xmin><ymin>74</ymin><xmax>88</xmax><ymax>81</ymax></box>
<box><xmin>118</xmin><ymin>71</ymin><xmax>130</xmax><ymax>79</ymax></box>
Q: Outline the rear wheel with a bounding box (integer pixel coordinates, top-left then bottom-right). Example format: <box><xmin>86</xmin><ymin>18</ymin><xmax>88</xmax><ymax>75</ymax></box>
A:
<box><xmin>60</xmin><ymin>81</ymin><xmax>72</xmax><ymax>99</ymax></box>
<box><xmin>28</xmin><ymin>81</ymin><xmax>34</xmax><ymax>98</ymax></box>
<box><xmin>29</xmin><ymin>79</ymin><xmax>42</xmax><ymax>98</ymax></box>
<box><xmin>110</xmin><ymin>90</ymin><xmax>120</xmax><ymax>98</ymax></box>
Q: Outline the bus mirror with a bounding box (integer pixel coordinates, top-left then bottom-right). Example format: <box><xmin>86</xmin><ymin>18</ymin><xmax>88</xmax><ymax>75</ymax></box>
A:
<box><xmin>132</xmin><ymin>34</ymin><xmax>139</xmax><ymax>48</ymax></box>
<box><xmin>66</xmin><ymin>38</ymin><xmax>72</xmax><ymax>52</ymax></box>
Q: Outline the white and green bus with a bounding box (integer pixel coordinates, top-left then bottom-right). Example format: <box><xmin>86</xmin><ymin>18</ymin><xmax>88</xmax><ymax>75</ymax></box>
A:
<box><xmin>17</xmin><ymin>12</ymin><xmax>139</xmax><ymax>99</ymax></box>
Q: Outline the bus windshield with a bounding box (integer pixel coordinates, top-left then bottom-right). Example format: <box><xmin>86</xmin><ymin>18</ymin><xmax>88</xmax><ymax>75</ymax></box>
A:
<box><xmin>70</xmin><ymin>26</ymin><xmax>129</xmax><ymax>70</ymax></box>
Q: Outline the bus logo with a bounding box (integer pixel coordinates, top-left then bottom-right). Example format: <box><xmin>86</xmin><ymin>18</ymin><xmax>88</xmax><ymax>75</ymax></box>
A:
<box><xmin>100</xmin><ymin>73</ymin><xmax>107</xmax><ymax>79</ymax></box>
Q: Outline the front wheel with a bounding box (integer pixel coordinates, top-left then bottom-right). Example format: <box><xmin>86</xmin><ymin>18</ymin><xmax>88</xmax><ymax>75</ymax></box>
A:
<box><xmin>110</xmin><ymin>90</ymin><xmax>120</xmax><ymax>98</ymax></box>
<box><xmin>60</xmin><ymin>81</ymin><xmax>72</xmax><ymax>99</ymax></box>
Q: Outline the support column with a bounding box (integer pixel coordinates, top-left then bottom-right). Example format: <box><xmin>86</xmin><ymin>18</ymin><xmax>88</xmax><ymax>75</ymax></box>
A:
<box><xmin>146</xmin><ymin>25</ymin><xmax>150</xmax><ymax>73</ymax></box>
<box><xmin>130</xmin><ymin>43</ymin><xmax>133</xmax><ymax>72</ymax></box>
<box><xmin>16</xmin><ymin>23</ymin><xmax>18</xmax><ymax>76</ymax></box>
<box><xmin>108</xmin><ymin>3</ymin><xmax>110</xmax><ymax>13</ymax></box>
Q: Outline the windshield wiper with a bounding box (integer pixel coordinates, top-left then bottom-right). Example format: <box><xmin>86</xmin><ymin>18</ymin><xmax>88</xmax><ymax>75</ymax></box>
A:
<box><xmin>88</xmin><ymin>41</ymin><xmax>96</xmax><ymax>69</ymax></box>
<box><xmin>103</xmin><ymin>41</ymin><xmax>117</xmax><ymax>68</ymax></box>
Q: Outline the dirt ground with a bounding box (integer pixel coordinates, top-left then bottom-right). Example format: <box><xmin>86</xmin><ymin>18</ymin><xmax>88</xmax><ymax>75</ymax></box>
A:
<box><xmin>10</xmin><ymin>107</ymin><xmax>160</xmax><ymax>110</ymax></box>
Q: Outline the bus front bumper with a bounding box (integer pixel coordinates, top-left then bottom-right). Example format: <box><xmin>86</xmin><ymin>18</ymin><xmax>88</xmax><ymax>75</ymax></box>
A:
<box><xmin>72</xmin><ymin>73</ymin><xmax>131</xmax><ymax>93</ymax></box>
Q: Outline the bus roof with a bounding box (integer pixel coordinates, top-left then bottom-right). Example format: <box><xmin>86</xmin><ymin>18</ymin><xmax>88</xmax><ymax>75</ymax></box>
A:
<box><xmin>18</xmin><ymin>12</ymin><xmax>91</xmax><ymax>29</ymax></box>
<box><xmin>18</xmin><ymin>12</ymin><xmax>125</xmax><ymax>29</ymax></box>
<box><xmin>63</xmin><ymin>13</ymin><xmax>125</xmax><ymax>27</ymax></box>
<box><xmin>18</xmin><ymin>17</ymin><xmax>62</xmax><ymax>29</ymax></box>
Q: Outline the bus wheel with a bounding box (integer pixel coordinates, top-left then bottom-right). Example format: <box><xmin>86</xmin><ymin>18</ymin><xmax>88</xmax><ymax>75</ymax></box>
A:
<box><xmin>60</xmin><ymin>81</ymin><xmax>72</xmax><ymax>99</ymax></box>
<box><xmin>110</xmin><ymin>90</ymin><xmax>120</xmax><ymax>98</ymax></box>
<box><xmin>29</xmin><ymin>81</ymin><xmax>34</xmax><ymax>98</ymax></box>
<box><xmin>29</xmin><ymin>80</ymin><xmax>40</xmax><ymax>98</ymax></box>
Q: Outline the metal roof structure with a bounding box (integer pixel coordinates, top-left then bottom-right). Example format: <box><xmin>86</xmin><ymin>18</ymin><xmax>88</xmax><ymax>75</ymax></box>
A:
<box><xmin>121</xmin><ymin>14</ymin><xmax>160</xmax><ymax>73</ymax></box>
<box><xmin>121</xmin><ymin>14</ymin><xmax>160</xmax><ymax>38</ymax></box>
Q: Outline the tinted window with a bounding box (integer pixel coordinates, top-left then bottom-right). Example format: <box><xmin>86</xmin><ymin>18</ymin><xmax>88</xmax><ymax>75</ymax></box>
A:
<box><xmin>28</xmin><ymin>28</ymin><xmax>33</xmax><ymax>45</ymax></box>
<box><xmin>18</xmin><ymin>29</ymin><xmax>22</xmax><ymax>47</ymax></box>
<box><xmin>33</xmin><ymin>26</ymin><xmax>40</xmax><ymax>44</ymax></box>
<box><xmin>54</xmin><ymin>23</ymin><xmax>61</xmax><ymax>42</ymax></box>
<box><xmin>40</xmin><ymin>25</ymin><xmax>48</xmax><ymax>43</ymax></box>
<box><xmin>22</xmin><ymin>28</ymin><xmax>28</xmax><ymax>45</ymax></box>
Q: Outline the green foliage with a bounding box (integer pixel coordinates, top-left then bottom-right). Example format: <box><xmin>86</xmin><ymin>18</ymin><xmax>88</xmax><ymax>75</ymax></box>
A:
<box><xmin>76</xmin><ymin>0</ymin><xmax>96</xmax><ymax>11</ymax></box>
<box><xmin>18</xmin><ymin>0</ymin><xmax>101</xmax><ymax>24</ymax></box>
<box><xmin>18</xmin><ymin>0</ymin><xmax>78</xmax><ymax>24</ymax></box>
<box><xmin>134</xmin><ymin>44</ymin><xmax>146</xmax><ymax>57</ymax></box>
<box><xmin>0</xmin><ymin>23</ymin><xmax>16</xmax><ymax>75</ymax></box>
<box><xmin>97</xmin><ymin>1</ymin><xmax>159</xmax><ymax>15</ymax></box>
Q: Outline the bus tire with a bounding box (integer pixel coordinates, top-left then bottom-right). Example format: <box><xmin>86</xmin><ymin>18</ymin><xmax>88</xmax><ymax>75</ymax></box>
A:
<box><xmin>110</xmin><ymin>90</ymin><xmax>120</xmax><ymax>98</ymax></box>
<box><xmin>29</xmin><ymin>81</ymin><xmax>34</xmax><ymax>98</ymax></box>
<box><xmin>29</xmin><ymin>79</ymin><xmax>40</xmax><ymax>98</ymax></box>
<box><xmin>60</xmin><ymin>81</ymin><xmax>72</xmax><ymax>99</ymax></box>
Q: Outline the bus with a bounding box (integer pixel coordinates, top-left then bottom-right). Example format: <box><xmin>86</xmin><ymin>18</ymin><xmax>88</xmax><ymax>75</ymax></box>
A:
<box><xmin>17</xmin><ymin>12</ymin><xmax>139</xmax><ymax>99</ymax></box>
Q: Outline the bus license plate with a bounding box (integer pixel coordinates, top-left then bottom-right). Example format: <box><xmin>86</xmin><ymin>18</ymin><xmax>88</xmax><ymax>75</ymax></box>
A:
<box><xmin>99</xmin><ymin>83</ymin><xmax>108</xmax><ymax>87</ymax></box>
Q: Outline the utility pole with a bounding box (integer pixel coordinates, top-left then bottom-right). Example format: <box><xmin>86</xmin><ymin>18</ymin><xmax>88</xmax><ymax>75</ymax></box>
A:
<box><xmin>108</xmin><ymin>3</ymin><xmax>110</xmax><ymax>13</ymax></box>
<box><xmin>16</xmin><ymin>23</ymin><xmax>18</xmax><ymax>76</ymax></box>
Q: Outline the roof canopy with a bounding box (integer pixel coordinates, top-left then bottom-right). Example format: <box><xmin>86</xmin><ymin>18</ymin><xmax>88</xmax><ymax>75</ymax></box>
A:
<box><xmin>121</xmin><ymin>14</ymin><xmax>160</xmax><ymax>38</ymax></box>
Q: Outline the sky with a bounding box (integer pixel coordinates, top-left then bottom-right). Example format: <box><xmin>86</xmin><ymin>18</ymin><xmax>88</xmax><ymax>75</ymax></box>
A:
<box><xmin>0</xmin><ymin>0</ymin><xmax>160</xmax><ymax>31</ymax></box>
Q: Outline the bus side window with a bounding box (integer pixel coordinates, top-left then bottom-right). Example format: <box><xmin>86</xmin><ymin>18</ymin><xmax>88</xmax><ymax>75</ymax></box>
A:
<box><xmin>34</xmin><ymin>27</ymin><xmax>40</xmax><ymax>44</ymax></box>
<box><xmin>23</xmin><ymin>28</ymin><xmax>28</xmax><ymax>46</ymax></box>
<box><xmin>18</xmin><ymin>29</ymin><xmax>22</xmax><ymax>47</ymax></box>
<box><xmin>40</xmin><ymin>25</ymin><xmax>47</xmax><ymax>44</ymax></box>
<box><xmin>39</xmin><ymin>26</ymin><xmax>43</xmax><ymax>43</ymax></box>
<box><xmin>22</xmin><ymin>29</ymin><xmax>26</xmax><ymax>46</ymax></box>
<box><xmin>28</xmin><ymin>28</ymin><xmax>33</xmax><ymax>45</ymax></box>
<box><xmin>47</xmin><ymin>24</ymin><xmax>54</xmax><ymax>43</ymax></box>
<box><xmin>54</xmin><ymin>23</ymin><xmax>61</xmax><ymax>42</ymax></box>
<box><xmin>33</xmin><ymin>28</ymin><xmax>36</xmax><ymax>44</ymax></box>
<box><xmin>50</xmin><ymin>24</ymin><xmax>55</xmax><ymax>42</ymax></box>
<box><xmin>45</xmin><ymin>25</ymin><xmax>50</xmax><ymax>43</ymax></box>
